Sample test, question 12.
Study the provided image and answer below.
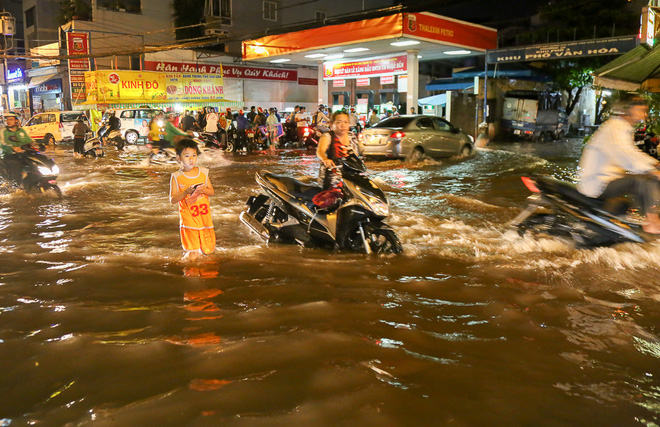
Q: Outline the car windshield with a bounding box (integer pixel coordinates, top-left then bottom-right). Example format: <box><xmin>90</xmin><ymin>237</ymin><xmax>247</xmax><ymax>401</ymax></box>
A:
<box><xmin>61</xmin><ymin>113</ymin><xmax>85</xmax><ymax>122</ymax></box>
<box><xmin>371</xmin><ymin>117</ymin><xmax>414</xmax><ymax>129</ymax></box>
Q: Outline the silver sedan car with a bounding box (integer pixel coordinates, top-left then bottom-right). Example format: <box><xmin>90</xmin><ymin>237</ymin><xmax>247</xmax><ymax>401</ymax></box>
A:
<box><xmin>361</xmin><ymin>115</ymin><xmax>474</xmax><ymax>160</ymax></box>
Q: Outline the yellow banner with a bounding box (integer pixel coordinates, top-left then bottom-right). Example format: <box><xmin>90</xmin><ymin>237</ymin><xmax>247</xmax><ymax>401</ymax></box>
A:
<box><xmin>84</xmin><ymin>69</ymin><xmax>225</xmax><ymax>103</ymax></box>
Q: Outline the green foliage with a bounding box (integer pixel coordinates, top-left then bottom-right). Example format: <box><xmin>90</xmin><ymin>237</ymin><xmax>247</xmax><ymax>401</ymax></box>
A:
<box><xmin>173</xmin><ymin>0</ymin><xmax>206</xmax><ymax>41</ymax></box>
<box><xmin>643</xmin><ymin>93</ymin><xmax>660</xmax><ymax>136</ymax></box>
<box><xmin>58</xmin><ymin>0</ymin><xmax>92</xmax><ymax>25</ymax></box>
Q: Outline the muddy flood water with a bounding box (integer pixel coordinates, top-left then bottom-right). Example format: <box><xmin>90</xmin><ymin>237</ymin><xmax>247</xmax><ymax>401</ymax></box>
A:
<box><xmin>1</xmin><ymin>139</ymin><xmax>660</xmax><ymax>426</ymax></box>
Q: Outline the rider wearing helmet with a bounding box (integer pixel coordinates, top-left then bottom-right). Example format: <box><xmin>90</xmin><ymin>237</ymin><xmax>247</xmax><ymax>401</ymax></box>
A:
<box><xmin>0</xmin><ymin>112</ymin><xmax>36</xmax><ymax>184</ymax></box>
<box><xmin>149</xmin><ymin>111</ymin><xmax>186</xmax><ymax>153</ymax></box>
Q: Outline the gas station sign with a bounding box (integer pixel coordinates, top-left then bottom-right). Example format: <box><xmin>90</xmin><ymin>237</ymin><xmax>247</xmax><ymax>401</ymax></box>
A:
<box><xmin>323</xmin><ymin>55</ymin><xmax>407</xmax><ymax>80</ymax></box>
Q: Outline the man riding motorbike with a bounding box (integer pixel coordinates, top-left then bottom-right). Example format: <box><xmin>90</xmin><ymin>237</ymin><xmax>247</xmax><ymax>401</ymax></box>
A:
<box><xmin>577</xmin><ymin>96</ymin><xmax>660</xmax><ymax>234</ymax></box>
<box><xmin>0</xmin><ymin>112</ymin><xmax>36</xmax><ymax>186</ymax></box>
<box><xmin>149</xmin><ymin>112</ymin><xmax>187</xmax><ymax>155</ymax></box>
<box><xmin>101</xmin><ymin>110</ymin><xmax>121</xmax><ymax>145</ymax></box>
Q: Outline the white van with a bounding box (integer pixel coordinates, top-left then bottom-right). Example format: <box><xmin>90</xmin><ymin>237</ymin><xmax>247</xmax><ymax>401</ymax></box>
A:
<box><xmin>109</xmin><ymin>108</ymin><xmax>164</xmax><ymax>144</ymax></box>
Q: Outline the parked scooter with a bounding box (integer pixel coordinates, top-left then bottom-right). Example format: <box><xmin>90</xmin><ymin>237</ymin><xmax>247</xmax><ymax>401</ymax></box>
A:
<box><xmin>0</xmin><ymin>145</ymin><xmax>62</xmax><ymax>197</ymax></box>
<box><xmin>239</xmin><ymin>153</ymin><xmax>403</xmax><ymax>254</ymax></box>
<box><xmin>634</xmin><ymin>123</ymin><xmax>659</xmax><ymax>158</ymax></box>
<box><xmin>96</xmin><ymin>125</ymin><xmax>125</xmax><ymax>150</ymax></box>
<box><xmin>513</xmin><ymin>175</ymin><xmax>650</xmax><ymax>246</ymax></box>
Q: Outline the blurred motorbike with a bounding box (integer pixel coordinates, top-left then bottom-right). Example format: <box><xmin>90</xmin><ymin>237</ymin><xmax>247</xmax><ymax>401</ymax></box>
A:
<box><xmin>0</xmin><ymin>145</ymin><xmax>62</xmax><ymax>197</ymax></box>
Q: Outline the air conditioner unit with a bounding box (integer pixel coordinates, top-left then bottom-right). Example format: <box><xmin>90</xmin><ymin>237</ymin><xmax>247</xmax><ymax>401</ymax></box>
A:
<box><xmin>205</xmin><ymin>29</ymin><xmax>228</xmax><ymax>37</ymax></box>
<box><xmin>1</xmin><ymin>16</ymin><xmax>15</xmax><ymax>37</ymax></box>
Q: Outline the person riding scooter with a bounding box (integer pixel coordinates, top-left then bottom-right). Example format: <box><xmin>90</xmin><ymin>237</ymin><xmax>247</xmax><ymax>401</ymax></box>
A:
<box><xmin>577</xmin><ymin>96</ymin><xmax>660</xmax><ymax>234</ymax></box>
<box><xmin>0</xmin><ymin>112</ymin><xmax>36</xmax><ymax>185</ymax></box>
<box><xmin>100</xmin><ymin>110</ymin><xmax>120</xmax><ymax>145</ymax></box>
<box><xmin>149</xmin><ymin>112</ymin><xmax>188</xmax><ymax>156</ymax></box>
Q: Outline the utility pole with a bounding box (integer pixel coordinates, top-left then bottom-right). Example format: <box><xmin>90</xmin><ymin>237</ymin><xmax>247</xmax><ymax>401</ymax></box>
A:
<box><xmin>0</xmin><ymin>13</ymin><xmax>16</xmax><ymax>114</ymax></box>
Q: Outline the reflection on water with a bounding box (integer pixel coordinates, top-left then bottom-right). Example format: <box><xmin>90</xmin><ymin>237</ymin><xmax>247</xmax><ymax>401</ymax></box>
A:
<box><xmin>1</xmin><ymin>139</ymin><xmax>660</xmax><ymax>425</ymax></box>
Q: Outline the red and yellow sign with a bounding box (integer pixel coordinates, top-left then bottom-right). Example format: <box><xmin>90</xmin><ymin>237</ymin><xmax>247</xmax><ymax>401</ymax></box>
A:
<box><xmin>242</xmin><ymin>12</ymin><xmax>496</xmax><ymax>61</ymax></box>
<box><xmin>403</xmin><ymin>13</ymin><xmax>497</xmax><ymax>50</ymax></box>
<box><xmin>84</xmin><ymin>70</ymin><xmax>225</xmax><ymax>103</ymax></box>
<box><xmin>323</xmin><ymin>55</ymin><xmax>407</xmax><ymax>80</ymax></box>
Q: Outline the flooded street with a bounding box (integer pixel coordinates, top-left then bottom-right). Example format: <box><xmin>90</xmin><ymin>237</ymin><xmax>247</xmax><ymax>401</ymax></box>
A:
<box><xmin>2</xmin><ymin>138</ymin><xmax>660</xmax><ymax>426</ymax></box>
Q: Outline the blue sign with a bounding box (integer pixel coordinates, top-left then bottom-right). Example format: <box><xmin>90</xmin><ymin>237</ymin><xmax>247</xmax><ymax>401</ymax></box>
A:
<box><xmin>6</xmin><ymin>64</ymin><xmax>25</xmax><ymax>83</ymax></box>
<box><xmin>486</xmin><ymin>35</ymin><xmax>639</xmax><ymax>64</ymax></box>
<box><xmin>33</xmin><ymin>78</ymin><xmax>62</xmax><ymax>94</ymax></box>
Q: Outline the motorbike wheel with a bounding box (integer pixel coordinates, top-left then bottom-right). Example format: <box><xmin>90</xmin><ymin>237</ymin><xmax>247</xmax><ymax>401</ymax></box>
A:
<box><xmin>346</xmin><ymin>224</ymin><xmax>403</xmax><ymax>255</ymax></box>
<box><xmin>225</xmin><ymin>140</ymin><xmax>235</xmax><ymax>152</ymax></box>
<box><xmin>39</xmin><ymin>183</ymin><xmax>62</xmax><ymax>199</ymax></box>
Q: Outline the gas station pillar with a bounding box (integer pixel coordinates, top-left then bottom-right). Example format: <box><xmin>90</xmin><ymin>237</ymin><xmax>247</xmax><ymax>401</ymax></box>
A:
<box><xmin>317</xmin><ymin>61</ymin><xmax>328</xmax><ymax>107</ymax></box>
<box><xmin>406</xmin><ymin>50</ymin><xmax>419</xmax><ymax>114</ymax></box>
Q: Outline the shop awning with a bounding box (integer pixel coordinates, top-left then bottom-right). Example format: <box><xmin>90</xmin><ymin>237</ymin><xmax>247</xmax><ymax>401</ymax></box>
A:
<box><xmin>593</xmin><ymin>44</ymin><xmax>660</xmax><ymax>91</ymax></box>
<box><xmin>28</xmin><ymin>73</ymin><xmax>61</xmax><ymax>88</ymax></box>
<box><xmin>418</xmin><ymin>94</ymin><xmax>447</xmax><ymax>106</ymax></box>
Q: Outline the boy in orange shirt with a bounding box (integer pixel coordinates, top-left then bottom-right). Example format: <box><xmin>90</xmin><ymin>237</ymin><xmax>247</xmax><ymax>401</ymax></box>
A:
<box><xmin>170</xmin><ymin>138</ymin><xmax>216</xmax><ymax>260</ymax></box>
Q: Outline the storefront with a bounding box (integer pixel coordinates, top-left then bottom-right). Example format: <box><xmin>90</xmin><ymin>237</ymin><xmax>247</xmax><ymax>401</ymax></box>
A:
<box><xmin>31</xmin><ymin>78</ymin><xmax>64</xmax><ymax>113</ymax></box>
<box><xmin>5</xmin><ymin>62</ymin><xmax>29</xmax><ymax>112</ymax></box>
<box><xmin>80</xmin><ymin>69</ymin><xmax>240</xmax><ymax>111</ymax></box>
<box><xmin>143</xmin><ymin>52</ymin><xmax>318</xmax><ymax>111</ymax></box>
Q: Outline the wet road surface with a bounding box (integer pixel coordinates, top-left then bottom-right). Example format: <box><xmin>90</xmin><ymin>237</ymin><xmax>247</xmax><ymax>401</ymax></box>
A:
<box><xmin>1</xmin><ymin>138</ymin><xmax>660</xmax><ymax>425</ymax></box>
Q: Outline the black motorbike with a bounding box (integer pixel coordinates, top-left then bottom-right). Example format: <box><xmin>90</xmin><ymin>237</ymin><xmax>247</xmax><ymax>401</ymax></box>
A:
<box><xmin>194</xmin><ymin>131</ymin><xmax>234</xmax><ymax>153</ymax></box>
<box><xmin>0</xmin><ymin>145</ymin><xmax>62</xmax><ymax>197</ymax></box>
<box><xmin>634</xmin><ymin>124</ymin><xmax>659</xmax><ymax>159</ymax></box>
<box><xmin>96</xmin><ymin>125</ymin><xmax>125</xmax><ymax>150</ymax></box>
<box><xmin>513</xmin><ymin>175</ymin><xmax>649</xmax><ymax>246</ymax></box>
<box><xmin>239</xmin><ymin>154</ymin><xmax>403</xmax><ymax>254</ymax></box>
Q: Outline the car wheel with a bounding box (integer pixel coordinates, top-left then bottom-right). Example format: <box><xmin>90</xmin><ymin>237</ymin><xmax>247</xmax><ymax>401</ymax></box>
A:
<box><xmin>44</xmin><ymin>133</ymin><xmax>56</xmax><ymax>145</ymax></box>
<box><xmin>125</xmin><ymin>130</ymin><xmax>139</xmax><ymax>144</ymax></box>
<box><xmin>459</xmin><ymin>144</ymin><xmax>472</xmax><ymax>157</ymax></box>
<box><xmin>409</xmin><ymin>147</ymin><xmax>425</xmax><ymax>162</ymax></box>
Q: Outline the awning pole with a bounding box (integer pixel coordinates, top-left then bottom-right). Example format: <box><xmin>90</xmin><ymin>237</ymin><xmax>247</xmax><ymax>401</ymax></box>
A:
<box><xmin>483</xmin><ymin>58</ymin><xmax>488</xmax><ymax>124</ymax></box>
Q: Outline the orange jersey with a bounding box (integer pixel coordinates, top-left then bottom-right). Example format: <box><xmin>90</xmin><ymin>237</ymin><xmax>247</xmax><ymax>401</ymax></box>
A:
<box><xmin>170</xmin><ymin>167</ymin><xmax>214</xmax><ymax>230</ymax></box>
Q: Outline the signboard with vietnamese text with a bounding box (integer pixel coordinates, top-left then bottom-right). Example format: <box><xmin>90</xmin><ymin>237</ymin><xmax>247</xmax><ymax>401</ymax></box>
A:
<box><xmin>84</xmin><ymin>70</ymin><xmax>225</xmax><ymax>104</ymax></box>
<box><xmin>333</xmin><ymin>79</ymin><xmax>346</xmax><ymax>87</ymax></box>
<box><xmin>6</xmin><ymin>63</ymin><xmax>25</xmax><ymax>84</ymax></box>
<box><xmin>323</xmin><ymin>55</ymin><xmax>407</xmax><ymax>80</ymax></box>
<box><xmin>380</xmin><ymin>75</ymin><xmax>395</xmax><ymax>85</ymax></box>
<box><xmin>356</xmin><ymin>78</ymin><xmax>370</xmax><ymax>87</ymax></box>
<box><xmin>144</xmin><ymin>61</ymin><xmax>297</xmax><ymax>82</ymax></box>
<box><xmin>67</xmin><ymin>32</ymin><xmax>91</xmax><ymax>103</ymax></box>
<box><xmin>486</xmin><ymin>35</ymin><xmax>638</xmax><ymax>64</ymax></box>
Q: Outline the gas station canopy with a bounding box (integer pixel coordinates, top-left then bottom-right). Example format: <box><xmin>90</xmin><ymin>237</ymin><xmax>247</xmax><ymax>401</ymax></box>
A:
<box><xmin>242</xmin><ymin>12</ymin><xmax>497</xmax><ymax>66</ymax></box>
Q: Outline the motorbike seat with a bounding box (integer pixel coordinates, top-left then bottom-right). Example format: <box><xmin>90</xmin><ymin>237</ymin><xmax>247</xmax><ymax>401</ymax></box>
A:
<box><xmin>260</xmin><ymin>171</ymin><xmax>323</xmax><ymax>202</ymax></box>
<box><xmin>536</xmin><ymin>176</ymin><xmax>630</xmax><ymax>215</ymax></box>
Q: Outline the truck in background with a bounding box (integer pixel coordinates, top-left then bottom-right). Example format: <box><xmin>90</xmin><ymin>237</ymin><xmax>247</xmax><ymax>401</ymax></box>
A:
<box><xmin>501</xmin><ymin>90</ymin><xmax>568</xmax><ymax>142</ymax></box>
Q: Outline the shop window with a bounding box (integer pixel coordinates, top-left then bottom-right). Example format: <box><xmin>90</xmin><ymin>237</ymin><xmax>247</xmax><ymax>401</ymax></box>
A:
<box><xmin>98</xmin><ymin>0</ymin><xmax>141</xmax><ymax>14</ymax></box>
<box><xmin>25</xmin><ymin>7</ymin><xmax>35</xmax><ymax>28</ymax></box>
<box><xmin>207</xmin><ymin>0</ymin><xmax>232</xmax><ymax>25</ymax></box>
<box><xmin>263</xmin><ymin>1</ymin><xmax>277</xmax><ymax>21</ymax></box>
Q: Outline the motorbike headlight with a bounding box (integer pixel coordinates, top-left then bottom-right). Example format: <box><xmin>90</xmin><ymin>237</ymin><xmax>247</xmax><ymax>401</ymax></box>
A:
<box><xmin>368</xmin><ymin>197</ymin><xmax>389</xmax><ymax>217</ymax></box>
<box><xmin>38</xmin><ymin>166</ymin><xmax>53</xmax><ymax>175</ymax></box>
<box><xmin>157</xmin><ymin>120</ymin><xmax>164</xmax><ymax>127</ymax></box>
<box><xmin>192</xmin><ymin>132</ymin><xmax>199</xmax><ymax>137</ymax></box>
<box><xmin>52</xmin><ymin>165</ymin><xmax>60</xmax><ymax>175</ymax></box>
